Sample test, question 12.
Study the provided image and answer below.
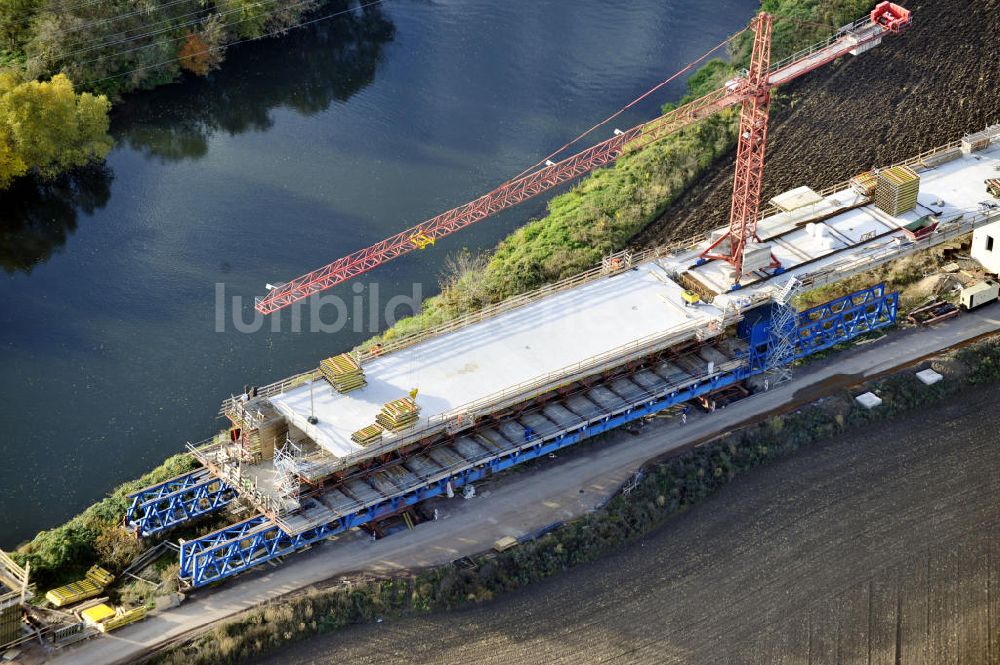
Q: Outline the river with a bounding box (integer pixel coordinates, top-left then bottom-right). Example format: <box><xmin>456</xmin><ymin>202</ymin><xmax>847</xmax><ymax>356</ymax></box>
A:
<box><xmin>0</xmin><ymin>0</ymin><xmax>757</xmax><ymax>547</ymax></box>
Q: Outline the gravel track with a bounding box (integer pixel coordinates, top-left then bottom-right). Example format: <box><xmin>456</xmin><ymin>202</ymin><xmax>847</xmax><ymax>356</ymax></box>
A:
<box><xmin>261</xmin><ymin>387</ymin><xmax>1000</xmax><ymax>664</ymax></box>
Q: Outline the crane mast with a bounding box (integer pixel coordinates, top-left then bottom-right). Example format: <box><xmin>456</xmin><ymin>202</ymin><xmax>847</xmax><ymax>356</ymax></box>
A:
<box><xmin>700</xmin><ymin>13</ymin><xmax>775</xmax><ymax>278</ymax></box>
<box><xmin>256</xmin><ymin>2</ymin><xmax>912</xmax><ymax>314</ymax></box>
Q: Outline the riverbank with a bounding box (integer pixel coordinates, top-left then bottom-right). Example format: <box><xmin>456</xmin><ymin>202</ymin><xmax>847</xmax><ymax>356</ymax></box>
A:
<box><xmin>145</xmin><ymin>334</ymin><xmax>1000</xmax><ymax>665</ymax></box>
<box><xmin>1</xmin><ymin>0</ymin><xmax>388</xmax><ymax>99</ymax></box>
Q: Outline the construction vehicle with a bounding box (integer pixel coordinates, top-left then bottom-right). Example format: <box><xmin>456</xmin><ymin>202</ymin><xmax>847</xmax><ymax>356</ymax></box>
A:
<box><xmin>960</xmin><ymin>280</ymin><xmax>1000</xmax><ymax>310</ymax></box>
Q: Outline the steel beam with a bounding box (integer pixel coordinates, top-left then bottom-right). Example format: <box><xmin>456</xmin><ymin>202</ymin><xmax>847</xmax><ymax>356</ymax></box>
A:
<box><xmin>125</xmin><ymin>470</ymin><xmax>236</xmax><ymax>538</ymax></box>
<box><xmin>793</xmin><ymin>283</ymin><xmax>898</xmax><ymax>357</ymax></box>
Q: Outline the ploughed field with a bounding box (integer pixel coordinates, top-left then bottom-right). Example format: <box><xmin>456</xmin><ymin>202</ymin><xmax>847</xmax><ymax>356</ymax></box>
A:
<box><xmin>637</xmin><ymin>0</ymin><xmax>1000</xmax><ymax>247</ymax></box>
<box><xmin>260</xmin><ymin>386</ymin><xmax>1000</xmax><ymax>664</ymax></box>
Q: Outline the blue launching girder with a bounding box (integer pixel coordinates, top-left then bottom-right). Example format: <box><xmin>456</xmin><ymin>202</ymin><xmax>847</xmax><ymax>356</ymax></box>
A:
<box><xmin>176</xmin><ymin>283</ymin><xmax>899</xmax><ymax>587</ymax></box>
<box><xmin>125</xmin><ymin>469</ymin><xmax>236</xmax><ymax>538</ymax></box>
<box><xmin>793</xmin><ymin>283</ymin><xmax>898</xmax><ymax>358</ymax></box>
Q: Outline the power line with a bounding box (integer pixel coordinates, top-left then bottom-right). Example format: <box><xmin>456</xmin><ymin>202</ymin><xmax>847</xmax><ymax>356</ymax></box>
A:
<box><xmin>50</xmin><ymin>0</ymin><xmax>270</xmax><ymax>61</ymax></box>
<box><xmin>8</xmin><ymin>0</ymin><xmax>141</xmax><ymax>29</ymax></box>
<box><xmin>71</xmin><ymin>0</ymin><xmax>324</xmax><ymax>70</ymax></box>
<box><xmin>82</xmin><ymin>0</ymin><xmax>386</xmax><ymax>86</ymax></box>
<box><xmin>54</xmin><ymin>0</ymin><xmax>202</xmax><ymax>38</ymax></box>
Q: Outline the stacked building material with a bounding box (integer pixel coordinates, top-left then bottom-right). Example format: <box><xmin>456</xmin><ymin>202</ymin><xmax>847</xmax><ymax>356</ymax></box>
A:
<box><xmin>45</xmin><ymin>566</ymin><xmax>114</xmax><ymax>607</ymax></box>
<box><xmin>987</xmin><ymin>178</ymin><xmax>1000</xmax><ymax>199</ymax></box>
<box><xmin>351</xmin><ymin>424</ymin><xmax>384</xmax><ymax>446</ymax></box>
<box><xmin>874</xmin><ymin>166</ymin><xmax>920</xmax><ymax>215</ymax></box>
<box><xmin>319</xmin><ymin>353</ymin><xmax>365</xmax><ymax>393</ymax></box>
<box><xmin>850</xmin><ymin>170</ymin><xmax>878</xmax><ymax>197</ymax></box>
<box><xmin>376</xmin><ymin>397</ymin><xmax>421</xmax><ymax>432</ymax></box>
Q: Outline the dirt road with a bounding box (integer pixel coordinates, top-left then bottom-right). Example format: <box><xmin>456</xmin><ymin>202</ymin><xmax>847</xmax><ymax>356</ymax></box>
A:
<box><xmin>636</xmin><ymin>0</ymin><xmax>1000</xmax><ymax>247</ymax></box>
<box><xmin>261</xmin><ymin>371</ymin><xmax>1000</xmax><ymax>665</ymax></box>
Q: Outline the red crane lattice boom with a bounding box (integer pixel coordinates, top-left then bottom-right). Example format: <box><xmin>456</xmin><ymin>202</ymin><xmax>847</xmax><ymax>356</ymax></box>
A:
<box><xmin>700</xmin><ymin>12</ymin><xmax>774</xmax><ymax>276</ymax></box>
<box><xmin>256</xmin><ymin>2</ymin><xmax>912</xmax><ymax>314</ymax></box>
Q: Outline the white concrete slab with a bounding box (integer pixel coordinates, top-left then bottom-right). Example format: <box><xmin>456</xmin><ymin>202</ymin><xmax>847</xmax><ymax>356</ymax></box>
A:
<box><xmin>771</xmin><ymin>185</ymin><xmax>823</xmax><ymax>211</ymax></box>
<box><xmin>271</xmin><ymin>264</ymin><xmax>723</xmax><ymax>458</ymax></box>
<box><xmin>916</xmin><ymin>369</ymin><xmax>943</xmax><ymax>385</ymax></box>
<box><xmin>855</xmin><ymin>392</ymin><xmax>882</xmax><ymax>409</ymax></box>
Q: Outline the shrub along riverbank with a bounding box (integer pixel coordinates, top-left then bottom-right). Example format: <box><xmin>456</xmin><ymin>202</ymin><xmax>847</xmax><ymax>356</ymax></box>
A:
<box><xmin>147</xmin><ymin>335</ymin><xmax>1000</xmax><ymax>665</ymax></box>
<box><xmin>9</xmin><ymin>0</ymin><xmax>875</xmax><ymax>609</ymax></box>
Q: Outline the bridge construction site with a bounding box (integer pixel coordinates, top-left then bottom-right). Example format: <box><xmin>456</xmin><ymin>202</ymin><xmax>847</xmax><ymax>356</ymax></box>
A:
<box><xmin>9</xmin><ymin>1</ymin><xmax>1000</xmax><ymax>654</ymax></box>
<box><xmin>117</xmin><ymin>3</ymin><xmax>1000</xmax><ymax>588</ymax></box>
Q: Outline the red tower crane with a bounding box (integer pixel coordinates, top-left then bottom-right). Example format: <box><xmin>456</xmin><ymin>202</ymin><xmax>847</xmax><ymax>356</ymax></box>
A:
<box><xmin>699</xmin><ymin>12</ymin><xmax>775</xmax><ymax>277</ymax></box>
<box><xmin>256</xmin><ymin>2</ymin><xmax>912</xmax><ymax>314</ymax></box>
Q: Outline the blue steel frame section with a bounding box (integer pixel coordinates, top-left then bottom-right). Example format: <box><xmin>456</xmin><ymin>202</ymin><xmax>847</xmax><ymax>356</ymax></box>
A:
<box><xmin>126</xmin><ymin>470</ymin><xmax>236</xmax><ymax>538</ymax></box>
<box><xmin>178</xmin><ymin>283</ymin><xmax>899</xmax><ymax>587</ymax></box>
<box><xmin>793</xmin><ymin>283</ymin><xmax>898</xmax><ymax>358</ymax></box>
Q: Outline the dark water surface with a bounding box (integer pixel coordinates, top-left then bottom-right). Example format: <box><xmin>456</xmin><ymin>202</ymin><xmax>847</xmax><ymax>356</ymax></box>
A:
<box><xmin>0</xmin><ymin>0</ymin><xmax>757</xmax><ymax>547</ymax></box>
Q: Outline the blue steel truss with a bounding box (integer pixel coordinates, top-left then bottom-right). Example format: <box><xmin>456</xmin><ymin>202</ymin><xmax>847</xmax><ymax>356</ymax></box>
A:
<box><xmin>793</xmin><ymin>283</ymin><xmax>898</xmax><ymax>358</ymax></box>
<box><xmin>125</xmin><ymin>469</ymin><xmax>236</xmax><ymax>538</ymax></box>
<box><xmin>177</xmin><ymin>283</ymin><xmax>899</xmax><ymax>587</ymax></box>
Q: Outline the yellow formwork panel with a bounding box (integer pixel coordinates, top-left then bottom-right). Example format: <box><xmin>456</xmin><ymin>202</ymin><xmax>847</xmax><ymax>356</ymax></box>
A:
<box><xmin>81</xmin><ymin>603</ymin><xmax>116</xmax><ymax>625</ymax></box>
<box><xmin>99</xmin><ymin>606</ymin><xmax>147</xmax><ymax>633</ymax></box>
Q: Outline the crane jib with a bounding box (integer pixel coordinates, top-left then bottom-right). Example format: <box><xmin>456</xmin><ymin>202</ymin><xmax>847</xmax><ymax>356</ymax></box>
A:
<box><xmin>256</xmin><ymin>4</ymin><xmax>911</xmax><ymax>315</ymax></box>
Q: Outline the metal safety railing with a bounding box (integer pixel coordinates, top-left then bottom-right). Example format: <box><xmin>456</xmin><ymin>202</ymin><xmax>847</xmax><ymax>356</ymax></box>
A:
<box><xmin>768</xmin><ymin>16</ymin><xmax>872</xmax><ymax>77</ymax></box>
<box><xmin>799</xmin><ymin>207</ymin><xmax>1000</xmax><ymax>290</ymax></box>
<box><xmin>220</xmin><ymin>235</ymin><xmax>706</xmax><ymax>416</ymax></box>
<box><xmin>295</xmin><ymin>310</ymin><xmax>742</xmax><ymax>477</ymax></box>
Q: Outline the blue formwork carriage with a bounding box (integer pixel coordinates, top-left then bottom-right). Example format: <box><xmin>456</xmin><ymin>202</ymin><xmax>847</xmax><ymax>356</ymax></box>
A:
<box><xmin>175</xmin><ymin>283</ymin><xmax>899</xmax><ymax>587</ymax></box>
<box><xmin>125</xmin><ymin>469</ymin><xmax>236</xmax><ymax>538</ymax></box>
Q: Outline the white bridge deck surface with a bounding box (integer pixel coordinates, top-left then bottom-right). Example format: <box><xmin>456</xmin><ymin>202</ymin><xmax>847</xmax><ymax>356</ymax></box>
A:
<box><xmin>675</xmin><ymin>143</ymin><xmax>1000</xmax><ymax>298</ymax></box>
<box><xmin>268</xmin><ymin>142</ymin><xmax>1000</xmax><ymax>462</ymax></box>
<box><xmin>271</xmin><ymin>265</ymin><xmax>723</xmax><ymax>459</ymax></box>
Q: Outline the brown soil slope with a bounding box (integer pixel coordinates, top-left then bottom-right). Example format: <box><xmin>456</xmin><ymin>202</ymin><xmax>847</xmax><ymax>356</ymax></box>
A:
<box><xmin>260</xmin><ymin>387</ymin><xmax>1000</xmax><ymax>665</ymax></box>
<box><xmin>637</xmin><ymin>0</ymin><xmax>1000</xmax><ymax>246</ymax></box>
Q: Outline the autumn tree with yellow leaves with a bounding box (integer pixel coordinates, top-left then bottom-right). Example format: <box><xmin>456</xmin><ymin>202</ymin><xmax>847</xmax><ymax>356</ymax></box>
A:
<box><xmin>0</xmin><ymin>72</ymin><xmax>111</xmax><ymax>188</ymax></box>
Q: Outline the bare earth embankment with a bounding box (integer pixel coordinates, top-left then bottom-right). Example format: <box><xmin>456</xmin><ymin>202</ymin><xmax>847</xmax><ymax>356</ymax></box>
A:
<box><xmin>259</xmin><ymin>385</ymin><xmax>1000</xmax><ymax>664</ymax></box>
<box><xmin>637</xmin><ymin>0</ymin><xmax>1000</xmax><ymax>247</ymax></box>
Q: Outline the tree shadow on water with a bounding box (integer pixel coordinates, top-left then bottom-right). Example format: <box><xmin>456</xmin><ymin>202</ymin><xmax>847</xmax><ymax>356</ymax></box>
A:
<box><xmin>112</xmin><ymin>3</ymin><xmax>395</xmax><ymax>162</ymax></box>
<box><xmin>0</xmin><ymin>164</ymin><xmax>114</xmax><ymax>275</ymax></box>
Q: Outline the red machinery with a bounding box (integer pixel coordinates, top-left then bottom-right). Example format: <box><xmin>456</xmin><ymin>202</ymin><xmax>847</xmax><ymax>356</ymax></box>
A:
<box><xmin>872</xmin><ymin>2</ymin><xmax>912</xmax><ymax>32</ymax></box>
<box><xmin>256</xmin><ymin>6</ymin><xmax>912</xmax><ymax>314</ymax></box>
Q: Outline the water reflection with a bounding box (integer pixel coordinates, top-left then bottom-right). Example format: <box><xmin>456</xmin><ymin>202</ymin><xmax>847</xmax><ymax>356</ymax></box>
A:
<box><xmin>114</xmin><ymin>3</ymin><xmax>395</xmax><ymax>161</ymax></box>
<box><xmin>0</xmin><ymin>165</ymin><xmax>113</xmax><ymax>274</ymax></box>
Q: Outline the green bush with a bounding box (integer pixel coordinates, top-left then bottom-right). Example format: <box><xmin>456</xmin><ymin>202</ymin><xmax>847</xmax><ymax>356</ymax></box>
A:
<box><xmin>13</xmin><ymin>453</ymin><xmax>198</xmax><ymax>589</ymax></box>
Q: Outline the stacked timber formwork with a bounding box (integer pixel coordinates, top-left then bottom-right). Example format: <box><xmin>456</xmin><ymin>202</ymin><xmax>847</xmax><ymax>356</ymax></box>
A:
<box><xmin>376</xmin><ymin>397</ymin><xmax>421</xmax><ymax>432</ymax></box>
<box><xmin>320</xmin><ymin>354</ymin><xmax>366</xmax><ymax>393</ymax></box>
<box><xmin>351</xmin><ymin>424</ymin><xmax>385</xmax><ymax>446</ymax></box>
<box><xmin>874</xmin><ymin>165</ymin><xmax>920</xmax><ymax>215</ymax></box>
<box><xmin>849</xmin><ymin>170</ymin><xmax>878</xmax><ymax>197</ymax></box>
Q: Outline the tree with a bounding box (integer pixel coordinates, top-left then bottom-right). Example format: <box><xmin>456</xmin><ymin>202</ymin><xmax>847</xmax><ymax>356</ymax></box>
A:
<box><xmin>178</xmin><ymin>33</ymin><xmax>214</xmax><ymax>76</ymax></box>
<box><xmin>0</xmin><ymin>71</ymin><xmax>111</xmax><ymax>187</ymax></box>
